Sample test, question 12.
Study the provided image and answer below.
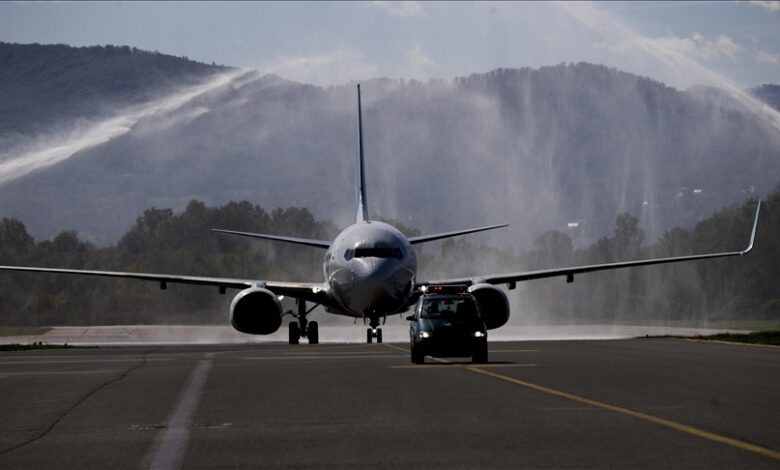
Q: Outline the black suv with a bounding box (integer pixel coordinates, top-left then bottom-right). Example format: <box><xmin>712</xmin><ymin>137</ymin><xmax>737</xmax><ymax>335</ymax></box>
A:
<box><xmin>407</xmin><ymin>288</ymin><xmax>488</xmax><ymax>364</ymax></box>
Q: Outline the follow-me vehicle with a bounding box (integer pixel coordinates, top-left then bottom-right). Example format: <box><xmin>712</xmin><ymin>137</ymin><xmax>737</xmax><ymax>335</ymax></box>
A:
<box><xmin>0</xmin><ymin>85</ymin><xmax>762</xmax><ymax>352</ymax></box>
<box><xmin>407</xmin><ymin>285</ymin><xmax>488</xmax><ymax>364</ymax></box>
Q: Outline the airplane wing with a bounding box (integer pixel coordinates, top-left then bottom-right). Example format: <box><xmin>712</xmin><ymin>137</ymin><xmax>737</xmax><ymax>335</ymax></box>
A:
<box><xmin>211</xmin><ymin>229</ymin><xmax>331</xmax><ymax>249</ymax></box>
<box><xmin>420</xmin><ymin>201</ymin><xmax>761</xmax><ymax>289</ymax></box>
<box><xmin>0</xmin><ymin>265</ymin><xmax>334</xmax><ymax>305</ymax></box>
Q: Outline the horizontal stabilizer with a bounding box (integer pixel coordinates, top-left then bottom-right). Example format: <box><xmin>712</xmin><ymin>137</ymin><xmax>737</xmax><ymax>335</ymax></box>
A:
<box><xmin>212</xmin><ymin>229</ymin><xmax>331</xmax><ymax>249</ymax></box>
<box><xmin>408</xmin><ymin>223</ymin><xmax>509</xmax><ymax>245</ymax></box>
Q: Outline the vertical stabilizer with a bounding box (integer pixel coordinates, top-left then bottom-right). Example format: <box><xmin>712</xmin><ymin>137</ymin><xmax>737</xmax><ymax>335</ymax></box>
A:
<box><xmin>356</xmin><ymin>84</ymin><xmax>369</xmax><ymax>223</ymax></box>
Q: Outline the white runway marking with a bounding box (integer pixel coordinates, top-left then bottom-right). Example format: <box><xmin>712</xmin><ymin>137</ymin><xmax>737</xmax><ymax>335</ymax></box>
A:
<box><xmin>148</xmin><ymin>353</ymin><xmax>214</xmax><ymax>470</ymax></box>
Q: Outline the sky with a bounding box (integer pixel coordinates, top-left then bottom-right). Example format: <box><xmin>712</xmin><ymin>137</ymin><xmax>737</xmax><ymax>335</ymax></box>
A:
<box><xmin>0</xmin><ymin>1</ymin><xmax>778</xmax><ymax>90</ymax></box>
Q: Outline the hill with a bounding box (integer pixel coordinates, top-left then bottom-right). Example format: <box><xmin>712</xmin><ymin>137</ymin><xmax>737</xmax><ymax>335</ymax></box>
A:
<box><xmin>0</xmin><ymin>44</ymin><xmax>777</xmax><ymax>249</ymax></box>
<box><xmin>750</xmin><ymin>84</ymin><xmax>780</xmax><ymax>111</ymax></box>
<box><xmin>0</xmin><ymin>42</ymin><xmax>227</xmax><ymax>147</ymax></box>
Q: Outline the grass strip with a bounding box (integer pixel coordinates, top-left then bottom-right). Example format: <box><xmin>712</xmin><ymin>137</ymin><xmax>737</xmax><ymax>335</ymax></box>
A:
<box><xmin>0</xmin><ymin>327</ymin><xmax>52</xmax><ymax>337</ymax></box>
<box><xmin>693</xmin><ymin>330</ymin><xmax>780</xmax><ymax>346</ymax></box>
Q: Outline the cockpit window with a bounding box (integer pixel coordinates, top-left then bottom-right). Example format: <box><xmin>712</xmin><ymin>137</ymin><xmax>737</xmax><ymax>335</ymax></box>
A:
<box><xmin>346</xmin><ymin>247</ymin><xmax>403</xmax><ymax>260</ymax></box>
<box><xmin>421</xmin><ymin>298</ymin><xmax>480</xmax><ymax>319</ymax></box>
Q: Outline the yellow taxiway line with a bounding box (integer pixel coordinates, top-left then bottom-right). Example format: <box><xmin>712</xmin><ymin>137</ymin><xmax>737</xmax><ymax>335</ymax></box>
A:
<box><xmin>383</xmin><ymin>342</ymin><xmax>780</xmax><ymax>462</ymax></box>
<box><xmin>465</xmin><ymin>365</ymin><xmax>780</xmax><ymax>462</ymax></box>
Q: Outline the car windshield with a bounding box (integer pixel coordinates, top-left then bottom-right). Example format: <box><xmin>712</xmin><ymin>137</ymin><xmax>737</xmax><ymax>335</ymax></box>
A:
<box><xmin>420</xmin><ymin>297</ymin><xmax>479</xmax><ymax>320</ymax></box>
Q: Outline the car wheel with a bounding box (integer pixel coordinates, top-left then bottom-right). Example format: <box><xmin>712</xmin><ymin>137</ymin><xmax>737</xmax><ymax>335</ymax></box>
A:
<box><xmin>473</xmin><ymin>341</ymin><xmax>488</xmax><ymax>363</ymax></box>
<box><xmin>411</xmin><ymin>345</ymin><xmax>424</xmax><ymax>364</ymax></box>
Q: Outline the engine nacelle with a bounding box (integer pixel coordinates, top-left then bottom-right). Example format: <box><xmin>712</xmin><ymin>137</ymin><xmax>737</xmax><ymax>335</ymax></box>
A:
<box><xmin>468</xmin><ymin>283</ymin><xmax>510</xmax><ymax>330</ymax></box>
<box><xmin>230</xmin><ymin>288</ymin><xmax>283</xmax><ymax>335</ymax></box>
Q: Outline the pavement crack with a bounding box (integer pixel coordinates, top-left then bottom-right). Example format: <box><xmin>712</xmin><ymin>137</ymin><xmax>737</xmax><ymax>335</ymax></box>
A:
<box><xmin>0</xmin><ymin>349</ymin><xmax>158</xmax><ymax>458</ymax></box>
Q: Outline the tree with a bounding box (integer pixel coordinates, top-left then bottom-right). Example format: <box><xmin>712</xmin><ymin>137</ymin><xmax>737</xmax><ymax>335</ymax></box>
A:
<box><xmin>612</xmin><ymin>212</ymin><xmax>644</xmax><ymax>260</ymax></box>
<box><xmin>533</xmin><ymin>230</ymin><xmax>573</xmax><ymax>267</ymax></box>
<box><xmin>0</xmin><ymin>218</ymin><xmax>33</xmax><ymax>262</ymax></box>
<box><xmin>658</xmin><ymin>227</ymin><xmax>690</xmax><ymax>257</ymax></box>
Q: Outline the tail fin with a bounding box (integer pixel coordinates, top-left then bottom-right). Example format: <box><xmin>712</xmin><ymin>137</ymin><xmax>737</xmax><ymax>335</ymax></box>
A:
<box><xmin>356</xmin><ymin>84</ymin><xmax>369</xmax><ymax>223</ymax></box>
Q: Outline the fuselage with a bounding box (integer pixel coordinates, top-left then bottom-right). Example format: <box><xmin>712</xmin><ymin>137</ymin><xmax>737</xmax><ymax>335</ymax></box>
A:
<box><xmin>324</xmin><ymin>221</ymin><xmax>417</xmax><ymax>319</ymax></box>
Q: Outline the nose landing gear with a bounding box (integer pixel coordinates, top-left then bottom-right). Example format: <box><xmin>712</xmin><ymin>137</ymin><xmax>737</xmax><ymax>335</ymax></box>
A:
<box><xmin>366</xmin><ymin>328</ymin><xmax>383</xmax><ymax>343</ymax></box>
<box><xmin>288</xmin><ymin>299</ymin><xmax>320</xmax><ymax>345</ymax></box>
<box><xmin>366</xmin><ymin>316</ymin><xmax>383</xmax><ymax>344</ymax></box>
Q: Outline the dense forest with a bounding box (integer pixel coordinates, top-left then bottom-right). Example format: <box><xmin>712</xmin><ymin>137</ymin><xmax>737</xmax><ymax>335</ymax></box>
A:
<box><xmin>0</xmin><ymin>187</ymin><xmax>776</xmax><ymax>328</ymax></box>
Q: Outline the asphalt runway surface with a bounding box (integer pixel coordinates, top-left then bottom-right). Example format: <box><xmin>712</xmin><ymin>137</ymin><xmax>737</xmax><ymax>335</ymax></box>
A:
<box><xmin>0</xmin><ymin>339</ymin><xmax>778</xmax><ymax>469</ymax></box>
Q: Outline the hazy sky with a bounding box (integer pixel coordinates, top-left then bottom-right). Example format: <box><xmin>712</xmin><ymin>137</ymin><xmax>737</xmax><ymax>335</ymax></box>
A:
<box><xmin>1</xmin><ymin>1</ymin><xmax>778</xmax><ymax>89</ymax></box>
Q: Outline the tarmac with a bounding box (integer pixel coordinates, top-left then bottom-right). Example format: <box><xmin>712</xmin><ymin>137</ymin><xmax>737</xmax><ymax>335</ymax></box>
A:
<box><xmin>0</xmin><ymin>323</ymin><xmax>754</xmax><ymax>346</ymax></box>
<box><xmin>0</xmin><ymin>338</ymin><xmax>778</xmax><ymax>469</ymax></box>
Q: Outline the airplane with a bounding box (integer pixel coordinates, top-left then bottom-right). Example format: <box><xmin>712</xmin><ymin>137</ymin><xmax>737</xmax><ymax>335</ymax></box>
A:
<box><xmin>0</xmin><ymin>85</ymin><xmax>762</xmax><ymax>345</ymax></box>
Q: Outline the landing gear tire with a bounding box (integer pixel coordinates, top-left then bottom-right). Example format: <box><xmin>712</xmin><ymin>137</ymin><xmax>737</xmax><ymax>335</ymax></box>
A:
<box><xmin>308</xmin><ymin>321</ymin><xmax>319</xmax><ymax>344</ymax></box>
<box><xmin>366</xmin><ymin>327</ymin><xmax>382</xmax><ymax>344</ymax></box>
<box><xmin>411</xmin><ymin>345</ymin><xmax>424</xmax><ymax>364</ymax></box>
<box><xmin>289</xmin><ymin>321</ymin><xmax>300</xmax><ymax>345</ymax></box>
<box><xmin>472</xmin><ymin>341</ymin><xmax>488</xmax><ymax>364</ymax></box>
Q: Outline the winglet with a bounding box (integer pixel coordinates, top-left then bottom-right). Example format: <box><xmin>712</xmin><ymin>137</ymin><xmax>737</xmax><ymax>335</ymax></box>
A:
<box><xmin>355</xmin><ymin>84</ymin><xmax>369</xmax><ymax>223</ymax></box>
<box><xmin>742</xmin><ymin>200</ymin><xmax>761</xmax><ymax>254</ymax></box>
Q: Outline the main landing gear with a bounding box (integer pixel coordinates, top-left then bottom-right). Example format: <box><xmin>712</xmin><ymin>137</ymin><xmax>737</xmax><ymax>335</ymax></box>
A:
<box><xmin>366</xmin><ymin>317</ymin><xmax>383</xmax><ymax>344</ymax></box>
<box><xmin>288</xmin><ymin>299</ymin><xmax>319</xmax><ymax>345</ymax></box>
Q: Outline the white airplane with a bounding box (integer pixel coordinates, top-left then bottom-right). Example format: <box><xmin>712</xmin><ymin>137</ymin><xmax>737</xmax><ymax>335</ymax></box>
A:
<box><xmin>0</xmin><ymin>85</ymin><xmax>761</xmax><ymax>345</ymax></box>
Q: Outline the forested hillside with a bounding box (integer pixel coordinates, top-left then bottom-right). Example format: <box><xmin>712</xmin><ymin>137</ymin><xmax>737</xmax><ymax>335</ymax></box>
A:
<box><xmin>0</xmin><ymin>45</ymin><xmax>777</xmax><ymax>251</ymax></box>
<box><xmin>0</xmin><ymin>188</ymin><xmax>776</xmax><ymax>327</ymax></box>
<box><xmin>0</xmin><ymin>42</ymin><xmax>226</xmax><ymax>146</ymax></box>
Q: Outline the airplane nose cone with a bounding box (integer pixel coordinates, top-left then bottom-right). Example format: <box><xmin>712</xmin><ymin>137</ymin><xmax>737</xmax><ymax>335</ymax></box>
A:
<box><xmin>346</xmin><ymin>257</ymin><xmax>411</xmax><ymax>314</ymax></box>
<box><xmin>352</xmin><ymin>257</ymin><xmax>396</xmax><ymax>282</ymax></box>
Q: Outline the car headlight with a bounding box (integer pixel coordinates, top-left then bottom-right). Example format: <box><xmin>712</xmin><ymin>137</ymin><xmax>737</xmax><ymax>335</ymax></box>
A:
<box><xmin>419</xmin><ymin>331</ymin><xmax>432</xmax><ymax>339</ymax></box>
<box><xmin>473</xmin><ymin>331</ymin><xmax>485</xmax><ymax>338</ymax></box>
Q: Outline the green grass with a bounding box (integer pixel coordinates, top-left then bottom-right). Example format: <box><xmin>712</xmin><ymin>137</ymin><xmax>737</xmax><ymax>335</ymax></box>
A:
<box><xmin>693</xmin><ymin>330</ymin><xmax>780</xmax><ymax>346</ymax></box>
<box><xmin>539</xmin><ymin>319</ymin><xmax>780</xmax><ymax>331</ymax></box>
<box><xmin>623</xmin><ymin>320</ymin><xmax>780</xmax><ymax>330</ymax></box>
<box><xmin>0</xmin><ymin>326</ymin><xmax>52</xmax><ymax>337</ymax></box>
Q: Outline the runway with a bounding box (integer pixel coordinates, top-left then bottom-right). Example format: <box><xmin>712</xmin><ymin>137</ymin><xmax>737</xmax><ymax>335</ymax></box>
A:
<box><xmin>0</xmin><ymin>323</ymin><xmax>754</xmax><ymax>346</ymax></box>
<box><xmin>0</xmin><ymin>339</ymin><xmax>778</xmax><ymax>469</ymax></box>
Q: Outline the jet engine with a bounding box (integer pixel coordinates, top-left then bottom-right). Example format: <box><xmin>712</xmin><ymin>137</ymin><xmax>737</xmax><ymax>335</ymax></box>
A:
<box><xmin>230</xmin><ymin>287</ymin><xmax>283</xmax><ymax>335</ymax></box>
<box><xmin>468</xmin><ymin>283</ymin><xmax>510</xmax><ymax>330</ymax></box>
